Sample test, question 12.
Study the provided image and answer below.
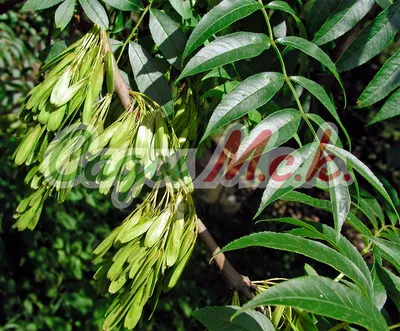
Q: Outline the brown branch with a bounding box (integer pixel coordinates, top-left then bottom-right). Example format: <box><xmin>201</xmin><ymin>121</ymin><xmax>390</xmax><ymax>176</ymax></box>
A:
<box><xmin>105</xmin><ymin>37</ymin><xmax>132</xmax><ymax>110</ymax></box>
<box><xmin>197</xmin><ymin>218</ymin><xmax>255</xmax><ymax>302</ymax></box>
<box><xmin>106</xmin><ymin>34</ymin><xmax>258</xmax><ymax>308</ymax></box>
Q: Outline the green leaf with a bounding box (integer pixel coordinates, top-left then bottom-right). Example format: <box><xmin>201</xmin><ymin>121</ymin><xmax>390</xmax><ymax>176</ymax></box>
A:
<box><xmin>78</xmin><ymin>0</ymin><xmax>109</xmax><ymax>29</ymax></box>
<box><xmin>356</xmin><ymin>196</ymin><xmax>380</xmax><ymax>230</ymax></box>
<box><xmin>169</xmin><ymin>0</ymin><xmax>192</xmax><ymax>20</ymax></box>
<box><xmin>201</xmin><ymin>81</ymin><xmax>240</xmax><ymax>100</ymax></box>
<box><xmin>200</xmin><ymin>71</ymin><xmax>284</xmax><ymax>141</ymax></box>
<box><xmin>325</xmin><ymin>153</ymin><xmax>351</xmax><ymax>238</ymax></box>
<box><xmin>369</xmin><ymin>87</ymin><xmax>400</xmax><ymax>124</ymax></box>
<box><xmin>234</xmin><ymin>276</ymin><xmax>388</xmax><ymax>331</ymax></box>
<box><xmin>312</xmin><ymin>0</ymin><xmax>375</xmax><ymax>46</ymax></box>
<box><xmin>149</xmin><ymin>9</ymin><xmax>187</xmax><ymax>70</ymax></box>
<box><xmin>233</xmin><ymin>108</ymin><xmax>302</xmax><ymax>166</ymax></box>
<box><xmin>357</xmin><ymin>49</ymin><xmax>400</xmax><ymax>108</ymax></box>
<box><xmin>255</xmin><ymin>143</ymin><xmax>319</xmax><ymax>218</ymax></box>
<box><xmin>371</xmin><ymin>263</ymin><xmax>387</xmax><ymax>310</ymax></box>
<box><xmin>192</xmin><ymin>306</ymin><xmax>275</xmax><ymax>331</ymax></box>
<box><xmin>370</xmin><ymin>237</ymin><xmax>400</xmax><ymax>272</ymax></box>
<box><xmin>179</xmin><ymin>32</ymin><xmax>271</xmax><ymax>81</ymax></box>
<box><xmin>22</xmin><ymin>0</ymin><xmax>64</xmax><ymax>11</ymax></box>
<box><xmin>266</xmin><ymin>1</ymin><xmax>306</xmax><ymax>38</ymax></box>
<box><xmin>276</xmin><ymin>36</ymin><xmax>346</xmax><ymax>105</ymax></box>
<box><xmin>307</xmin><ymin>0</ymin><xmax>341</xmax><ymax>35</ymax></box>
<box><xmin>290</xmin><ymin>76</ymin><xmax>350</xmax><ymax>147</ymax></box>
<box><xmin>325</xmin><ymin>144</ymin><xmax>399</xmax><ymax>221</ymax></box>
<box><xmin>336</xmin><ymin>2</ymin><xmax>400</xmax><ymax>72</ymax></box>
<box><xmin>128</xmin><ymin>42</ymin><xmax>174</xmax><ymax>116</ymax></box>
<box><xmin>182</xmin><ymin>0</ymin><xmax>263</xmax><ymax>60</ymax></box>
<box><xmin>376</xmin><ymin>0</ymin><xmax>394</xmax><ymax>9</ymax></box>
<box><xmin>221</xmin><ymin>231</ymin><xmax>373</xmax><ymax>296</ymax></box>
<box><xmin>260</xmin><ymin>218</ymin><xmax>372</xmax><ymax>289</ymax></box>
<box><xmin>377</xmin><ymin>266</ymin><xmax>400</xmax><ymax>310</ymax></box>
<box><xmin>202</xmin><ymin>66</ymin><xmax>233</xmax><ymax>81</ymax></box>
<box><xmin>103</xmin><ymin>0</ymin><xmax>143</xmax><ymax>11</ymax></box>
<box><xmin>282</xmin><ymin>191</ymin><xmax>373</xmax><ymax>238</ymax></box>
<box><xmin>55</xmin><ymin>0</ymin><xmax>76</xmax><ymax>31</ymax></box>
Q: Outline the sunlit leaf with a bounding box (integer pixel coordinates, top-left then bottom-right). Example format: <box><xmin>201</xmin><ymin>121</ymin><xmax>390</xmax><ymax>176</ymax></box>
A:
<box><xmin>221</xmin><ymin>231</ymin><xmax>373</xmax><ymax>296</ymax></box>
<box><xmin>201</xmin><ymin>71</ymin><xmax>283</xmax><ymax>141</ymax></box>
<box><xmin>182</xmin><ymin>0</ymin><xmax>263</xmax><ymax>60</ymax></box>
<box><xmin>234</xmin><ymin>276</ymin><xmax>387</xmax><ymax>331</ymax></box>
<box><xmin>179</xmin><ymin>32</ymin><xmax>271</xmax><ymax>81</ymax></box>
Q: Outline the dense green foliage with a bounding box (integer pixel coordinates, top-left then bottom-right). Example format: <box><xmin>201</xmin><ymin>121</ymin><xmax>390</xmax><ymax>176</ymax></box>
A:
<box><xmin>1</xmin><ymin>0</ymin><xmax>400</xmax><ymax>330</ymax></box>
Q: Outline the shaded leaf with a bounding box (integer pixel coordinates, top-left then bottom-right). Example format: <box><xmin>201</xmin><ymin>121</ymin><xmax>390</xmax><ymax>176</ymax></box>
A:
<box><xmin>255</xmin><ymin>143</ymin><xmax>319</xmax><ymax>217</ymax></box>
<box><xmin>192</xmin><ymin>306</ymin><xmax>275</xmax><ymax>331</ymax></box>
<box><xmin>201</xmin><ymin>81</ymin><xmax>240</xmax><ymax>100</ymax></box>
<box><xmin>306</xmin><ymin>0</ymin><xmax>341</xmax><ymax>35</ymax></box>
<box><xmin>55</xmin><ymin>0</ymin><xmax>76</xmax><ymax>31</ymax></box>
<box><xmin>221</xmin><ymin>231</ymin><xmax>373</xmax><ymax>296</ymax></box>
<box><xmin>325</xmin><ymin>144</ymin><xmax>399</xmax><ymax>220</ymax></box>
<box><xmin>377</xmin><ymin>266</ymin><xmax>400</xmax><ymax>310</ymax></box>
<box><xmin>370</xmin><ymin>237</ymin><xmax>400</xmax><ymax>272</ymax></box>
<box><xmin>266</xmin><ymin>1</ymin><xmax>306</xmax><ymax>38</ymax></box>
<box><xmin>22</xmin><ymin>0</ymin><xmax>63</xmax><ymax>11</ymax></box>
<box><xmin>169</xmin><ymin>0</ymin><xmax>193</xmax><ymax>20</ymax></box>
<box><xmin>337</xmin><ymin>2</ymin><xmax>400</xmax><ymax>72</ymax></box>
<box><xmin>282</xmin><ymin>191</ymin><xmax>373</xmax><ymax>238</ymax></box>
<box><xmin>312</xmin><ymin>0</ymin><xmax>375</xmax><ymax>46</ymax></box>
<box><xmin>325</xmin><ymin>153</ymin><xmax>351</xmax><ymax>238</ymax></box>
<box><xmin>182</xmin><ymin>0</ymin><xmax>263</xmax><ymax>60</ymax></box>
<box><xmin>376</xmin><ymin>0</ymin><xmax>394</xmax><ymax>9</ymax></box>
<box><xmin>179</xmin><ymin>32</ymin><xmax>271</xmax><ymax>81</ymax></box>
<box><xmin>290</xmin><ymin>76</ymin><xmax>350</xmax><ymax>147</ymax></box>
<box><xmin>260</xmin><ymin>217</ymin><xmax>372</xmax><ymax>289</ymax></box>
<box><xmin>202</xmin><ymin>66</ymin><xmax>233</xmax><ymax>81</ymax></box>
<box><xmin>234</xmin><ymin>276</ymin><xmax>387</xmax><ymax>331</ymax></box>
<box><xmin>149</xmin><ymin>9</ymin><xmax>187</xmax><ymax>70</ymax></box>
<box><xmin>201</xmin><ymin>71</ymin><xmax>283</xmax><ymax>141</ymax></box>
<box><xmin>277</xmin><ymin>36</ymin><xmax>346</xmax><ymax>104</ymax></box>
<box><xmin>357</xmin><ymin>49</ymin><xmax>400</xmax><ymax>108</ymax></box>
<box><xmin>128</xmin><ymin>42</ymin><xmax>173</xmax><ymax>116</ymax></box>
<box><xmin>369</xmin><ymin>87</ymin><xmax>400</xmax><ymax>124</ymax></box>
<box><xmin>103</xmin><ymin>0</ymin><xmax>143</xmax><ymax>11</ymax></box>
<box><xmin>371</xmin><ymin>263</ymin><xmax>387</xmax><ymax>310</ymax></box>
<box><xmin>79</xmin><ymin>0</ymin><xmax>109</xmax><ymax>29</ymax></box>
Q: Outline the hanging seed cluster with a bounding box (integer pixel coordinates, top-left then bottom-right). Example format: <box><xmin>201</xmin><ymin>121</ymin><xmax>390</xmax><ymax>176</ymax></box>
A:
<box><xmin>13</xmin><ymin>26</ymin><xmax>200</xmax><ymax>330</ymax></box>
<box><xmin>93</xmin><ymin>187</ymin><xmax>197</xmax><ymax>330</ymax></box>
<box><xmin>13</xmin><ymin>26</ymin><xmax>115</xmax><ymax>230</ymax></box>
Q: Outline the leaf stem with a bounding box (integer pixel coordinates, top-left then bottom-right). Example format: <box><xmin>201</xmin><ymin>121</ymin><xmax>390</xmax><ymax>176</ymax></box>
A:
<box><xmin>389</xmin><ymin>322</ymin><xmax>400</xmax><ymax>330</ymax></box>
<box><xmin>328</xmin><ymin>322</ymin><xmax>349</xmax><ymax>331</ymax></box>
<box><xmin>258</xmin><ymin>1</ymin><xmax>317</xmax><ymax>138</ymax></box>
<box><xmin>116</xmin><ymin>5</ymin><xmax>151</xmax><ymax>63</ymax></box>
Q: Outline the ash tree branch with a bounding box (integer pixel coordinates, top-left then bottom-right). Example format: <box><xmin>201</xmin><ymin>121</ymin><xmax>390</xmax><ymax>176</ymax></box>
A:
<box><xmin>197</xmin><ymin>218</ymin><xmax>256</xmax><ymax>302</ymax></box>
<box><xmin>108</xmin><ymin>34</ymin><xmax>257</xmax><ymax>306</ymax></box>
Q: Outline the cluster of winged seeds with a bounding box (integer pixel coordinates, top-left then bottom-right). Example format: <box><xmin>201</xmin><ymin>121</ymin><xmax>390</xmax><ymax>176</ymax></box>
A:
<box><xmin>94</xmin><ymin>187</ymin><xmax>197</xmax><ymax>330</ymax></box>
<box><xmin>12</xmin><ymin>26</ymin><xmax>199</xmax><ymax>329</ymax></box>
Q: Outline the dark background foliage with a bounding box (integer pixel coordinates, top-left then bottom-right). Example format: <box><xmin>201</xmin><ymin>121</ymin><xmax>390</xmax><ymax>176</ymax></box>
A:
<box><xmin>1</xmin><ymin>0</ymin><xmax>400</xmax><ymax>330</ymax></box>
